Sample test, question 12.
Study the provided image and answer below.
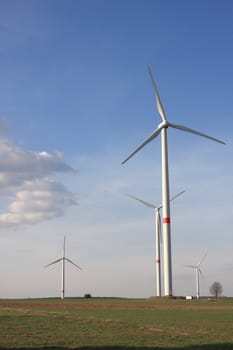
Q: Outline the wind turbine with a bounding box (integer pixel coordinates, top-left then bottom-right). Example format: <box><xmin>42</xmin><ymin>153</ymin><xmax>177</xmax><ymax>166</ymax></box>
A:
<box><xmin>184</xmin><ymin>253</ymin><xmax>207</xmax><ymax>299</ymax></box>
<box><xmin>44</xmin><ymin>236</ymin><xmax>82</xmax><ymax>299</ymax></box>
<box><xmin>122</xmin><ymin>66</ymin><xmax>225</xmax><ymax>296</ymax></box>
<box><xmin>127</xmin><ymin>190</ymin><xmax>185</xmax><ymax>297</ymax></box>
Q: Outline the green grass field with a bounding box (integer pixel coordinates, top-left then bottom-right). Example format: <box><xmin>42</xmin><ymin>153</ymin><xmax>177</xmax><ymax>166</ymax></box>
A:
<box><xmin>0</xmin><ymin>297</ymin><xmax>232</xmax><ymax>349</ymax></box>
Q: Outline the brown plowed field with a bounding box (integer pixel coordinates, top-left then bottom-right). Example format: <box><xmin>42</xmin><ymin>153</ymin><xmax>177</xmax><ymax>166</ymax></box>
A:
<box><xmin>0</xmin><ymin>299</ymin><xmax>232</xmax><ymax>310</ymax></box>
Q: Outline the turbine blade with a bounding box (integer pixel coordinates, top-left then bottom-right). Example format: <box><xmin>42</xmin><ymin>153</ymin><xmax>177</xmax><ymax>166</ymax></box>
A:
<box><xmin>65</xmin><ymin>258</ymin><xmax>82</xmax><ymax>270</ymax></box>
<box><xmin>157</xmin><ymin>210</ymin><xmax>162</xmax><ymax>244</ymax></box>
<box><xmin>44</xmin><ymin>258</ymin><xmax>62</xmax><ymax>268</ymax></box>
<box><xmin>168</xmin><ymin>122</ymin><xmax>225</xmax><ymax>145</ymax></box>
<box><xmin>122</xmin><ymin>125</ymin><xmax>162</xmax><ymax>164</ymax></box>
<box><xmin>197</xmin><ymin>253</ymin><xmax>207</xmax><ymax>267</ymax></box>
<box><xmin>184</xmin><ymin>264</ymin><xmax>196</xmax><ymax>269</ymax></box>
<box><xmin>170</xmin><ymin>190</ymin><xmax>186</xmax><ymax>202</ymax></box>
<box><xmin>63</xmin><ymin>236</ymin><xmax>66</xmax><ymax>257</ymax></box>
<box><xmin>127</xmin><ymin>193</ymin><xmax>157</xmax><ymax>209</ymax></box>
<box><xmin>148</xmin><ymin>66</ymin><xmax>167</xmax><ymax>122</ymax></box>
<box><xmin>132</xmin><ymin>190</ymin><xmax>185</xmax><ymax>215</ymax></box>
<box><xmin>157</xmin><ymin>190</ymin><xmax>185</xmax><ymax>209</ymax></box>
<box><xmin>199</xmin><ymin>268</ymin><xmax>204</xmax><ymax>279</ymax></box>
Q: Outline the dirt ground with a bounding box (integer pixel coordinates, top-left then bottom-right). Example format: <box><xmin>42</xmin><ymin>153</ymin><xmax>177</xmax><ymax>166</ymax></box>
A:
<box><xmin>0</xmin><ymin>299</ymin><xmax>232</xmax><ymax>311</ymax></box>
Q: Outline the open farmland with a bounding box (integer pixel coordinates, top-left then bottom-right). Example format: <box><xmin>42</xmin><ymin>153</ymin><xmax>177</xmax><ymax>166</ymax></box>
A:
<box><xmin>0</xmin><ymin>298</ymin><xmax>233</xmax><ymax>349</ymax></box>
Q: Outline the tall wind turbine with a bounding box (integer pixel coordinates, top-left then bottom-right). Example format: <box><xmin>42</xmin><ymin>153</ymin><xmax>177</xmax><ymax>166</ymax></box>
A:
<box><xmin>122</xmin><ymin>66</ymin><xmax>225</xmax><ymax>296</ymax></box>
<box><xmin>127</xmin><ymin>190</ymin><xmax>185</xmax><ymax>297</ymax></box>
<box><xmin>184</xmin><ymin>253</ymin><xmax>207</xmax><ymax>299</ymax></box>
<box><xmin>44</xmin><ymin>236</ymin><xmax>82</xmax><ymax>299</ymax></box>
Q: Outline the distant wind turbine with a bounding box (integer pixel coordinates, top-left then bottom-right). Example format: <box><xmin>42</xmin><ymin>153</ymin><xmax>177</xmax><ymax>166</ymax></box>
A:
<box><xmin>127</xmin><ymin>190</ymin><xmax>185</xmax><ymax>297</ymax></box>
<box><xmin>184</xmin><ymin>253</ymin><xmax>207</xmax><ymax>299</ymax></box>
<box><xmin>122</xmin><ymin>66</ymin><xmax>225</xmax><ymax>296</ymax></box>
<box><xmin>44</xmin><ymin>236</ymin><xmax>82</xmax><ymax>299</ymax></box>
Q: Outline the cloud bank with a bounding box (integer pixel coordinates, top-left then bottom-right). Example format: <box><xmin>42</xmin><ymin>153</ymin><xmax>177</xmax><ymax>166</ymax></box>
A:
<box><xmin>0</xmin><ymin>133</ymin><xmax>76</xmax><ymax>227</ymax></box>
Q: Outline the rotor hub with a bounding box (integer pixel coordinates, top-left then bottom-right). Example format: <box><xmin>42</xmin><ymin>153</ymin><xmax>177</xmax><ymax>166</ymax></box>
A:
<box><xmin>158</xmin><ymin>120</ymin><xmax>168</xmax><ymax>129</ymax></box>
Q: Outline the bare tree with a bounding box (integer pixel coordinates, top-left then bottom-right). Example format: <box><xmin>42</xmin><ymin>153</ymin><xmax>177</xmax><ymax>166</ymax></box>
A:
<box><xmin>209</xmin><ymin>281</ymin><xmax>223</xmax><ymax>300</ymax></box>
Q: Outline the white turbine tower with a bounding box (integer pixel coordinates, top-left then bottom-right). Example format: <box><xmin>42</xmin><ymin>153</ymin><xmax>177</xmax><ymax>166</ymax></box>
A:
<box><xmin>44</xmin><ymin>236</ymin><xmax>82</xmax><ymax>299</ymax></box>
<box><xmin>185</xmin><ymin>253</ymin><xmax>207</xmax><ymax>299</ymax></box>
<box><xmin>122</xmin><ymin>66</ymin><xmax>225</xmax><ymax>296</ymax></box>
<box><xmin>127</xmin><ymin>190</ymin><xmax>185</xmax><ymax>297</ymax></box>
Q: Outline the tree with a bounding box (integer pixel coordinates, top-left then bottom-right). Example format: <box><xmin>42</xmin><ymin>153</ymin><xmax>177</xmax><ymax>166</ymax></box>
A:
<box><xmin>209</xmin><ymin>281</ymin><xmax>223</xmax><ymax>300</ymax></box>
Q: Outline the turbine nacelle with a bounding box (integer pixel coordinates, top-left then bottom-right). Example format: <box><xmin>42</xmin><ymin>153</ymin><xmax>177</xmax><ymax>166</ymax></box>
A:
<box><xmin>158</xmin><ymin>120</ymin><xmax>169</xmax><ymax>129</ymax></box>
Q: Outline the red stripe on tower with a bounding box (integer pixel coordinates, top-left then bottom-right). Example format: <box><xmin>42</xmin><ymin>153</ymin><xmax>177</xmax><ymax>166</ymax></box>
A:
<box><xmin>163</xmin><ymin>217</ymin><xmax>170</xmax><ymax>224</ymax></box>
<box><xmin>156</xmin><ymin>259</ymin><xmax>160</xmax><ymax>263</ymax></box>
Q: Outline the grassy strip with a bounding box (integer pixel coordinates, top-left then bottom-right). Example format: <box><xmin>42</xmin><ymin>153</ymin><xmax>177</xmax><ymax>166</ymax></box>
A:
<box><xmin>0</xmin><ymin>298</ymin><xmax>232</xmax><ymax>349</ymax></box>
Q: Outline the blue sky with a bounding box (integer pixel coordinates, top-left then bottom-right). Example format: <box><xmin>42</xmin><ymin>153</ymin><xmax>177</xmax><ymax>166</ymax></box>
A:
<box><xmin>0</xmin><ymin>0</ymin><xmax>232</xmax><ymax>298</ymax></box>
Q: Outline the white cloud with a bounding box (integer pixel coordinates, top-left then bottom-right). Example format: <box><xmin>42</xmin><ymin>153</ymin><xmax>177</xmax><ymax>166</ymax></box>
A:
<box><xmin>0</xmin><ymin>179</ymin><xmax>76</xmax><ymax>226</ymax></box>
<box><xmin>0</xmin><ymin>130</ymin><xmax>76</xmax><ymax>227</ymax></box>
<box><xmin>0</xmin><ymin>138</ymin><xmax>74</xmax><ymax>189</ymax></box>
